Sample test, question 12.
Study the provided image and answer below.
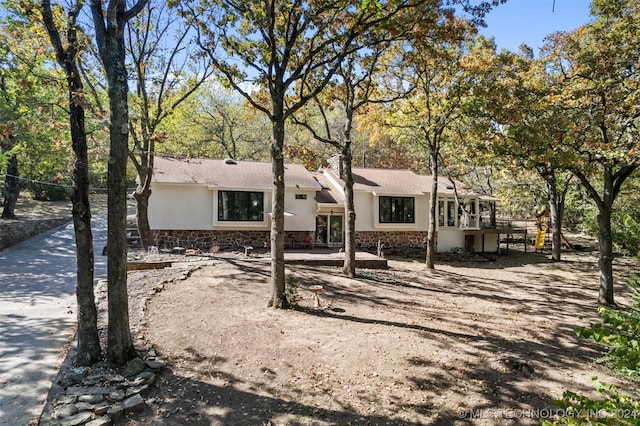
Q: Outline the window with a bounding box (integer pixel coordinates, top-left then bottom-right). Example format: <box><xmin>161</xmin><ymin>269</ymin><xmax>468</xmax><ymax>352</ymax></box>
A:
<box><xmin>295</xmin><ymin>194</ymin><xmax>307</xmax><ymax>200</ymax></box>
<box><xmin>447</xmin><ymin>200</ymin><xmax>456</xmax><ymax>227</ymax></box>
<box><xmin>218</xmin><ymin>191</ymin><xmax>264</xmax><ymax>221</ymax></box>
<box><xmin>379</xmin><ymin>196</ymin><xmax>415</xmax><ymax>223</ymax></box>
<box><xmin>439</xmin><ymin>199</ymin><xmax>458</xmax><ymax>227</ymax></box>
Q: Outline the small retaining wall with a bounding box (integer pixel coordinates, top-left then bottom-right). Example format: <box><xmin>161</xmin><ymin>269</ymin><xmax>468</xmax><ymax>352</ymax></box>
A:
<box><xmin>0</xmin><ymin>217</ymin><xmax>71</xmax><ymax>251</ymax></box>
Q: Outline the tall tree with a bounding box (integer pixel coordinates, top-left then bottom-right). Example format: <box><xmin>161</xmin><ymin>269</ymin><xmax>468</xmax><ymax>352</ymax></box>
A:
<box><xmin>178</xmin><ymin>0</ymin><xmax>437</xmax><ymax>307</ymax></box>
<box><xmin>89</xmin><ymin>0</ymin><xmax>148</xmax><ymax>364</ymax></box>
<box><xmin>127</xmin><ymin>0</ymin><xmax>213</xmax><ymax>249</ymax></box>
<box><xmin>473</xmin><ymin>44</ymin><xmax>576</xmax><ymax>261</ymax></box>
<box><xmin>294</xmin><ymin>38</ymin><xmax>411</xmax><ymax>277</ymax></box>
<box><xmin>40</xmin><ymin>0</ymin><xmax>101</xmax><ymax>365</ymax></box>
<box><xmin>157</xmin><ymin>83</ymin><xmax>271</xmax><ymax>160</ymax></box>
<box><xmin>385</xmin><ymin>15</ymin><xmax>479</xmax><ymax>269</ymax></box>
<box><xmin>543</xmin><ymin>0</ymin><xmax>640</xmax><ymax>306</ymax></box>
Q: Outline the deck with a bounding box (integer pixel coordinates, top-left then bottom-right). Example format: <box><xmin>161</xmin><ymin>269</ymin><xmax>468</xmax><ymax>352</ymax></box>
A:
<box><xmin>283</xmin><ymin>250</ymin><xmax>388</xmax><ymax>269</ymax></box>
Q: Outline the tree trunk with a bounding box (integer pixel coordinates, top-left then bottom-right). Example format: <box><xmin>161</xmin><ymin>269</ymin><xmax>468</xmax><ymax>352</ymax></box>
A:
<box><xmin>40</xmin><ymin>0</ymin><xmax>101</xmax><ymax>365</ymax></box>
<box><xmin>68</xmin><ymin>67</ymin><xmax>101</xmax><ymax>367</ymax></box>
<box><xmin>596</xmin><ymin>207</ymin><xmax>616</xmax><ymax>306</ymax></box>
<box><xmin>268</xmin><ymin>118</ymin><xmax>287</xmax><ymax>309</ymax></box>
<box><xmin>69</xmin><ymin>113</ymin><xmax>101</xmax><ymax>366</ymax></box>
<box><xmin>425</xmin><ymin>150</ymin><xmax>438</xmax><ymax>269</ymax></box>
<box><xmin>91</xmin><ymin>0</ymin><xmax>136</xmax><ymax>363</ymax></box>
<box><xmin>342</xmin><ymin>150</ymin><xmax>356</xmax><ymax>277</ymax></box>
<box><xmin>545</xmin><ymin>175</ymin><xmax>563</xmax><ymax>262</ymax></box>
<box><xmin>105</xmin><ymin>61</ymin><xmax>136</xmax><ymax>364</ymax></box>
<box><xmin>134</xmin><ymin>185</ymin><xmax>153</xmax><ymax>249</ymax></box>
<box><xmin>1</xmin><ymin>154</ymin><xmax>20</xmax><ymax>219</ymax></box>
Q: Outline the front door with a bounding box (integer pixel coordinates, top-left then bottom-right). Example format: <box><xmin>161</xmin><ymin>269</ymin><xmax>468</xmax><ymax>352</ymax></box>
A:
<box><xmin>329</xmin><ymin>215</ymin><xmax>343</xmax><ymax>246</ymax></box>
<box><xmin>316</xmin><ymin>215</ymin><xmax>343</xmax><ymax>247</ymax></box>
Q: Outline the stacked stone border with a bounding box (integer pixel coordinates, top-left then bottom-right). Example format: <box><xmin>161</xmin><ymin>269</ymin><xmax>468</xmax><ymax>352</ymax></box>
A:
<box><xmin>0</xmin><ymin>217</ymin><xmax>71</xmax><ymax>250</ymax></box>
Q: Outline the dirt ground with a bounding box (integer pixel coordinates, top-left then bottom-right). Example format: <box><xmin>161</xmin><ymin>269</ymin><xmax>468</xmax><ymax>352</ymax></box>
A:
<box><xmin>121</xmin><ymin>247</ymin><xmax>638</xmax><ymax>426</ymax></box>
<box><xmin>10</xmin><ymin>197</ymin><xmax>637</xmax><ymax>425</ymax></box>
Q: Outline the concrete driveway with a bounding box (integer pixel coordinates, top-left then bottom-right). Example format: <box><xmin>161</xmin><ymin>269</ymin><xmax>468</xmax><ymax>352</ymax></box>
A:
<box><xmin>0</xmin><ymin>216</ymin><xmax>106</xmax><ymax>425</ymax></box>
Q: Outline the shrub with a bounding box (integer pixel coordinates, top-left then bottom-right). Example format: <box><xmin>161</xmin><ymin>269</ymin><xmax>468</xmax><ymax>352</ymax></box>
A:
<box><xmin>29</xmin><ymin>180</ymin><xmax>72</xmax><ymax>201</ymax></box>
<box><xmin>285</xmin><ymin>274</ymin><xmax>300</xmax><ymax>308</ymax></box>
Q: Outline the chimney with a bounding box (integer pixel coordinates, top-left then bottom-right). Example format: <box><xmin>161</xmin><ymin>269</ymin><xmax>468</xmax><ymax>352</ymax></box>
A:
<box><xmin>328</xmin><ymin>154</ymin><xmax>343</xmax><ymax>178</ymax></box>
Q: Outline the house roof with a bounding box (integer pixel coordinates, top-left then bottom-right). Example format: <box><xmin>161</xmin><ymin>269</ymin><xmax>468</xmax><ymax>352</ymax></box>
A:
<box><xmin>152</xmin><ymin>157</ymin><xmax>320</xmax><ymax>191</ymax></box>
<box><xmin>322</xmin><ymin>168</ymin><xmax>491</xmax><ymax>199</ymax></box>
<box><xmin>311</xmin><ymin>171</ymin><xmax>344</xmax><ymax>204</ymax></box>
<box><xmin>322</xmin><ymin>168</ymin><xmax>428</xmax><ymax>196</ymax></box>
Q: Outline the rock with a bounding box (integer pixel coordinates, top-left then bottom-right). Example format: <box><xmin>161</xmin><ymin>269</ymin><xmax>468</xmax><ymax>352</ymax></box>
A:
<box><xmin>53</xmin><ymin>403</ymin><xmax>78</xmax><ymax>419</ymax></box>
<box><xmin>131</xmin><ymin>371</ymin><xmax>155</xmax><ymax>386</ymax></box>
<box><xmin>59</xmin><ymin>367</ymin><xmax>87</xmax><ymax>388</ymax></box>
<box><xmin>126</xmin><ymin>383</ymin><xmax>151</xmax><ymax>396</ymax></box>
<box><xmin>103</xmin><ymin>373</ymin><xmax>124</xmax><ymax>383</ymax></box>
<box><xmin>86</xmin><ymin>417</ymin><xmax>112</xmax><ymax>426</ymax></box>
<box><xmin>56</xmin><ymin>395</ymin><xmax>78</xmax><ymax>406</ymax></box>
<box><xmin>123</xmin><ymin>393</ymin><xmax>145</xmax><ymax>413</ymax></box>
<box><xmin>74</xmin><ymin>401</ymin><xmax>94</xmax><ymax>411</ymax></box>
<box><xmin>94</xmin><ymin>402</ymin><xmax>110</xmax><ymax>416</ymax></box>
<box><xmin>144</xmin><ymin>359</ymin><xmax>164</xmax><ymax>370</ymax></box>
<box><xmin>106</xmin><ymin>390</ymin><xmax>126</xmax><ymax>402</ymax></box>
<box><xmin>122</xmin><ymin>357</ymin><xmax>146</xmax><ymax>377</ymax></box>
<box><xmin>59</xmin><ymin>411</ymin><xmax>93</xmax><ymax>426</ymax></box>
<box><xmin>107</xmin><ymin>403</ymin><xmax>124</xmax><ymax>422</ymax></box>
<box><xmin>78</xmin><ymin>394</ymin><xmax>104</xmax><ymax>404</ymax></box>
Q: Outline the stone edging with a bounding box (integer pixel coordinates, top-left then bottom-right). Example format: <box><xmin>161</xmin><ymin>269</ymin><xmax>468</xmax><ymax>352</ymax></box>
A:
<box><xmin>39</xmin><ymin>354</ymin><xmax>163</xmax><ymax>426</ymax></box>
<box><xmin>0</xmin><ymin>217</ymin><xmax>71</xmax><ymax>250</ymax></box>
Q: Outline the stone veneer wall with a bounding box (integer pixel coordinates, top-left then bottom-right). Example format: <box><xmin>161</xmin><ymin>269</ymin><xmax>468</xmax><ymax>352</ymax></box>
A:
<box><xmin>0</xmin><ymin>218</ymin><xmax>70</xmax><ymax>251</ymax></box>
<box><xmin>150</xmin><ymin>229</ymin><xmax>428</xmax><ymax>252</ymax></box>
<box><xmin>150</xmin><ymin>230</ymin><xmax>313</xmax><ymax>251</ymax></box>
<box><xmin>355</xmin><ymin>231</ymin><xmax>428</xmax><ymax>252</ymax></box>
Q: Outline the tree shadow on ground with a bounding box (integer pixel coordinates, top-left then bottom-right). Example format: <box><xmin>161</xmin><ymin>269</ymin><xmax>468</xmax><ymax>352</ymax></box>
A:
<box><xmin>129</xmin><ymin>254</ymin><xmax>636</xmax><ymax>425</ymax></box>
<box><xmin>132</xmin><ymin>367</ymin><xmax>428</xmax><ymax>425</ymax></box>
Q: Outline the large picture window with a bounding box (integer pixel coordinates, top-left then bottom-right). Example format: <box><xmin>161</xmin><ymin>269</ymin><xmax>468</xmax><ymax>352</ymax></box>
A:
<box><xmin>218</xmin><ymin>191</ymin><xmax>264</xmax><ymax>221</ymax></box>
<box><xmin>379</xmin><ymin>196</ymin><xmax>415</xmax><ymax>224</ymax></box>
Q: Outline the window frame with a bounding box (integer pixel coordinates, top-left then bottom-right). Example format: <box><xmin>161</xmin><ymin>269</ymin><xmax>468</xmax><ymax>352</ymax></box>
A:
<box><xmin>217</xmin><ymin>190</ymin><xmax>264</xmax><ymax>222</ymax></box>
<box><xmin>379</xmin><ymin>196</ymin><xmax>415</xmax><ymax>224</ymax></box>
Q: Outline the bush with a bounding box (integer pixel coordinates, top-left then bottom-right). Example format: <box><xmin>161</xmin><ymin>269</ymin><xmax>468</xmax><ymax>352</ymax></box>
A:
<box><xmin>612</xmin><ymin>214</ymin><xmax>640</xmax><ymax>257</ymax></box>
<box><xmin>29</xmin><ymin>180</ymin><xmax>72</xmax><ymax>201</ymax></box>
<box><xmin>285</xmin><ymin>274</ymin><xmax>300</xmax><ymax>308</ymax></box>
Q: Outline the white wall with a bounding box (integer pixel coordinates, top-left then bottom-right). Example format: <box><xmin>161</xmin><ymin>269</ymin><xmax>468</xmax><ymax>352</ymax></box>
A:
<box><xmin>150</xmin><ymin>184</ymin><xmax>317</xmax><ymax>231</ymax></box>
<box><xmin>436</xmin><ymin>230</ymin><xmax>498</xmax><ymax>253</ymax></box>
<box><xmin>437</xmin><ymin>229</ymin><xmax>464</xmax><ymax>252</ymax></box>
<box><xmin>149</xmin><ymin>184</ymin><xmax>214</xmax><ymax>230</ymax></box>
<box><xmin>354</xmin><ymin>192</ymin><xmax>373</xmax><ymax>231</ymax></box>
<box><xmin>353</xmin><ymin>192</ymin><xmax>430</xmax><ymax>232</ymax></box>
<box><xmin>283</xmin><ymin>190</ymin><xmax>317</xmax><ymax>231</ymax></box>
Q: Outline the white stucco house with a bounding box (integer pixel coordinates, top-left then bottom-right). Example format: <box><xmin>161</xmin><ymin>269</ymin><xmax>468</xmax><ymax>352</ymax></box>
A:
<box><xmin>147</xmin><ymin>156</ymin><xmax>500</xmax><ymax>253</ymax></box>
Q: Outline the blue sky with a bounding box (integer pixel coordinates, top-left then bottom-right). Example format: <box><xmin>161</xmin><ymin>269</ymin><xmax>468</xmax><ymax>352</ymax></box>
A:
<box><xmin>478</xmin><ymin>0</ymin><xmax>594</xmax><ymax>52</ymax></box>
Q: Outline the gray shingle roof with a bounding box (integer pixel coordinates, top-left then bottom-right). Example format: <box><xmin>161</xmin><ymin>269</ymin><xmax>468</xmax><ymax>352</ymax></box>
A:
<box><xmin>323</xmin><ymin>168</ymin><xmax>483</xmax><ymax>197</ymax></box>
<box><xmin>311</xmin><ymin>171</ymin><xmax>344</xmax><ymax>204</ymax></box>
<box><xmin>152</xmin><ymin>157</ymin><xmax>320</xmax><ymax>191</ymax></box>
